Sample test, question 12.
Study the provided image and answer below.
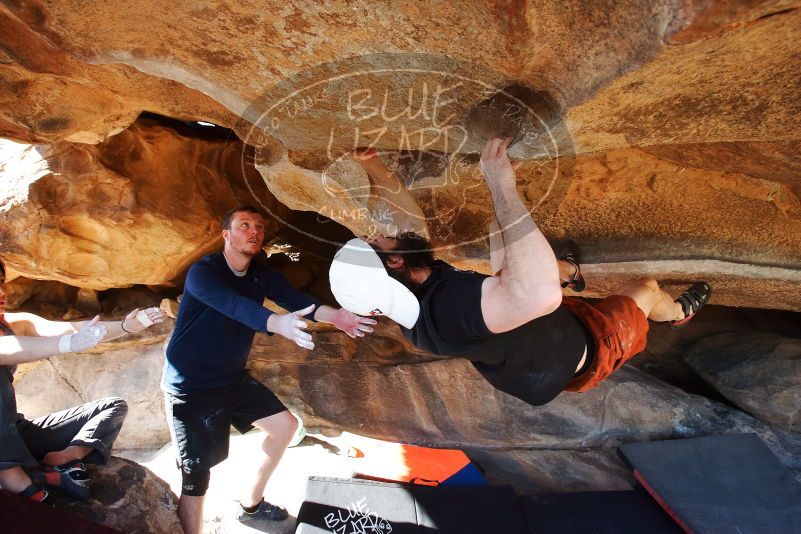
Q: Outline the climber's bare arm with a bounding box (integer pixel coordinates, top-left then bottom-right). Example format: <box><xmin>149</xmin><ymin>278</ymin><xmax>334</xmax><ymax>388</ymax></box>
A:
<box><xmin>488</xmin><ymin>217</ymin><xmax>505</xmax><ymax>276</ymax></box>
<box><xmin>349</xmin><ymin>148</ymin><xmax>427</xmax><ymax>236</ymax></box>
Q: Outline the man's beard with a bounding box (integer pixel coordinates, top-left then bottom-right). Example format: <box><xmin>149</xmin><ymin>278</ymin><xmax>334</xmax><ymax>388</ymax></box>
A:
<box><xmin>386</xmin><ymin>265</ymin><xmax>420</xmax><ymax>290</ymax></box>
<box><xmin>379</xmin><ymin>233</ymin><xmax>435</xmax><ymax>291</ymax></box>
<box><xmin>365</xmin><ymin>232</ymin><xmax>436</xmax><ymax>291</ymax></box>
<box><xmin>234</xmin><ymin>239</ymin><xmax>262</xmax><ymax>257</ymax></box>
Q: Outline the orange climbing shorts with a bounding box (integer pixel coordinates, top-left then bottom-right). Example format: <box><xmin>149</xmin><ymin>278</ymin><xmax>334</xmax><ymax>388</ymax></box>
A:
<box><xmin>561</xmin><ymin>295</ymin><xmax>650</xmax><ymax>392</ymax></box>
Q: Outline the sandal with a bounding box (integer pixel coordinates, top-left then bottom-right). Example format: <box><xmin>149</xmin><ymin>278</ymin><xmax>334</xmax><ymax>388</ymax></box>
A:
<box><xmin>670</xmin><ymin>282</ymin><xmax>712</xmax><ymax>330</ymax></box>
<box><xmin>556</xmin><ymin>240</ymin><xmax>585</xmax><ymax>292</ymax></box>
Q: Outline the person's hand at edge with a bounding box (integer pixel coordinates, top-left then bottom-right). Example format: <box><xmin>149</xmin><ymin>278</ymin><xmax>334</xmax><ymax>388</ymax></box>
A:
<box><xmin>121</xmin><ymin>307</ymin><xmax>167</xmax><ymax>334</ymax></box>
<box><xmin>479</xmin><ymin>137</ymin><xmax>523</xmax><ymax>191</ymax></box>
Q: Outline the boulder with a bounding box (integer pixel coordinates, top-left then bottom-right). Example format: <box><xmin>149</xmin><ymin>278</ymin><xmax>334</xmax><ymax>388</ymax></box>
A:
<box><xmin>59</xmin><ymin>456</ymin><xmax>180</xmax><ymax>534</ymax></box>
<box><xmin>684</xmin><ymin>332</ymin><xmax>801</xmax><ymax>432</ymax></box>
<box><xmin>248</xmin><ymin>322</ymin><xmax>801</xmax><ymax>471</ymax></box>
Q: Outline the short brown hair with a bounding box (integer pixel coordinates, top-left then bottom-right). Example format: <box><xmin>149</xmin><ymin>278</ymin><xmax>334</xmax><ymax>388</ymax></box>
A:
<box><xmin>221</xmin><ymin>205</ymin><xmax>262</xmax><ymax>230</ymax></box>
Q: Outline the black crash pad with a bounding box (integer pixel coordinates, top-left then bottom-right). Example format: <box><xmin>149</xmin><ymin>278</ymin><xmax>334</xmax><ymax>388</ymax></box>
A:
<box><xmin>520</xmin><ymin>490</ymin><xmax>683</xmax><ymax>533</ymax></box>
<box><xmin>618</xmin><ymin>433</ymin><xmax>801</xmax><ymax>534</ymax></box>
<box><xmin>296</xmin><ymin>476</ymin><xmax>528</xmax><ymax>533</ymax></box>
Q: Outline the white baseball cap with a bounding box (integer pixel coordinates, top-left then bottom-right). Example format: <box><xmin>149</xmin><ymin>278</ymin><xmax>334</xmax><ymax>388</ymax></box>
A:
<box><xmin>329</xmin><ymin>238</ymin><xmax>420</xmax><ymax>329</ymax></box>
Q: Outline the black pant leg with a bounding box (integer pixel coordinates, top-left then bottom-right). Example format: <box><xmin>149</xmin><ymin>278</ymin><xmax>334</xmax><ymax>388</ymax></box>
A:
<box><xmin>0</xmin><ymin>369</ymin><xmax>37</xmax><ymax>470</ymax></box>
<box><xmin>16</xmin><ymin>397</ymin><xmax>128</xmax><ymax>465</ymax></box>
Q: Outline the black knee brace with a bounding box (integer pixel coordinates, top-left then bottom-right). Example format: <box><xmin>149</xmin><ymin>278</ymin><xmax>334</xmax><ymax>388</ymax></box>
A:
<box><xmin>181</xmin><ymin>469</ymin><xmax>210</xmax><ymax>496</ymax></box>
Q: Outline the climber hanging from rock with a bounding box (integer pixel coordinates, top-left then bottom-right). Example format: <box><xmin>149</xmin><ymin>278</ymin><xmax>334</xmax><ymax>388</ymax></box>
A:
<box><xmin>331</xmin><ymin>138</ymin><xmax>712</xmax><ymax>406</ymax></box>
<box><xmin>0</xmin><ymin>258</ymin><xmax>165</xmax><ymax>503</ymax></box>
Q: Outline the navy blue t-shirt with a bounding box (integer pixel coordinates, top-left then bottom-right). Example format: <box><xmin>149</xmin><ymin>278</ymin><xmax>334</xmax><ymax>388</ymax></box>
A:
<box><xmin>162</xmin><ymin>252</ymin><xmax>321</xmax><ymax>394</ymax></box>
<box><xmin>403</xmin><ymin>262</ymin><xmax>590</xmax><ymax>406</ymax></box>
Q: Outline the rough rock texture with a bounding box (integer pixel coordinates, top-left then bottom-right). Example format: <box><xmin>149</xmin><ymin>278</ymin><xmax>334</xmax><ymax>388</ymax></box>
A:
<box><xmin>0</xmin><ymin>116</ymin><xmax>287</xmax><ymax>289</ymax></box>
<box><xmin>248</xmin><ymin>321</ymin><xmax>801</xmax><ymax>471</ymax></box>
<box><xmin>0</xmin><ymin>0</ymin><xmax>801</xmax><ymax>310</ymax></box>
<box><xmin>59</xmin><ymin>457</ymin><xmax>180</xmax><ymax>534</ymax></box>
<box><xmin>2</xmin><ymin>1</ymin><xmax>799</xmax><ymax>149</ymax></box>
<box><xmin>14</xmin><ymin>318</ymin><xmax>174</xmax><ymax>450</ymax></box>
<box><xmin>0</xmin><ymin>2</ymin><xmax>798</xmax><ymax>308</ymax></box>
<box><xmin>4</xmin><ymin>276</ymin><xmax>77</xmax><ymax>310</ymax></box>
<box><xmin>0</xmin><ymin>4</ymin><xmax>241</xmax><ymax>144</ymax></box>
<box><xmin>684</xmin><ymin>332</ymin><xmax>801</xmax><ymax>432</ymax></box>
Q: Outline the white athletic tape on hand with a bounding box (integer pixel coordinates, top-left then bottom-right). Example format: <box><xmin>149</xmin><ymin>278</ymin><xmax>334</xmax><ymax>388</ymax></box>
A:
<box><xmin>58</xmin><ymin>334</ymin><xmax>73</xmax><ymax>354</ymax></box>
<box><xmin>136</xmin><ymin>309</ymin><xmax>154</xmax><ymax>328</ymax></box>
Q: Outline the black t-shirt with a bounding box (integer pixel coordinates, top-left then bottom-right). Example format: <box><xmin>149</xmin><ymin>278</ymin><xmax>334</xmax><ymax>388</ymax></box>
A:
<box><xmin>402</xmin><ymin>261</ymin><xmax>590</xmax><ymax>406</ymax></box>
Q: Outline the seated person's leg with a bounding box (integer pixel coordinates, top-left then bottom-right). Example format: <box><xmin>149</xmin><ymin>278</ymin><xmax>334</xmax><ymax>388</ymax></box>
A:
<box><xmin>18</xmin><ymin>396</ymin><xmax>128</xmax><ymax>467</ymax></box>
<box><xmin>11</xmin><ymin>397</ymin><xmax>127</xmax><ymax>501</ymax></box>
<box><xmin>0</xmin><ymin>466</ymin><xmax>32</xmax><ymax>493</ymax></box>
<box><xmin>0</xmin><ymin>467</ymin><xmax>52</xmax><ymax>503</ymax></box>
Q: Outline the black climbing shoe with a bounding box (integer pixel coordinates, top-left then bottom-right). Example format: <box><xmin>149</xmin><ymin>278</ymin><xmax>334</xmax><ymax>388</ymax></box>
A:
<box><xmin>670</xmin><ymin>282</ymin><xmax>712</xmax><ymax>330</ymax></box>
<box><xmin>556</xmin><ymin>240</ymin><xmax>585</xmax><ymax>292</ymax></box>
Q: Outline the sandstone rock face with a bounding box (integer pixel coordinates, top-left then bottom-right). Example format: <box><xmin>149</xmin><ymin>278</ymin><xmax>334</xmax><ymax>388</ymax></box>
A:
<box><xmin>14</xmin><ymin>319</ymin><xmax>174</xmax><ymax>450</ymax></box>
<box><xmin>0</xmin><ymin>117</ymin><xmax>287</xmax><ymax>290</ymax></box>
<box><xmin>0</xmin><ymin>2</ymin><xmax>798</xmax><ymax>309</ymax></box>
<box><xmin>4</xmin><ymin>277</ymin><xmax>77</xmax><ymax>311</ymax></box>
<box><xmin>0</xmin><ymin>4</ymin><xmax>239</xmax><ymax>144</ymax></box>
<box><xmin>2</xmin><ymin>1</ymin><xmax>799</xmax><ymax>150</ymax></box>
<box><xmin>684</xmin><ymin>332</ymin><xmax>801</xmax><ymax>432</ymax></box>
<box><xmin>248</xmin><ymin>323</ymin><xmax>801</xmax><ymax>471</ymax></box>
<box><xmin>60</xmin><ymin>457</ymin><xmax>180</xmax><ymax>534</ymax></box>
